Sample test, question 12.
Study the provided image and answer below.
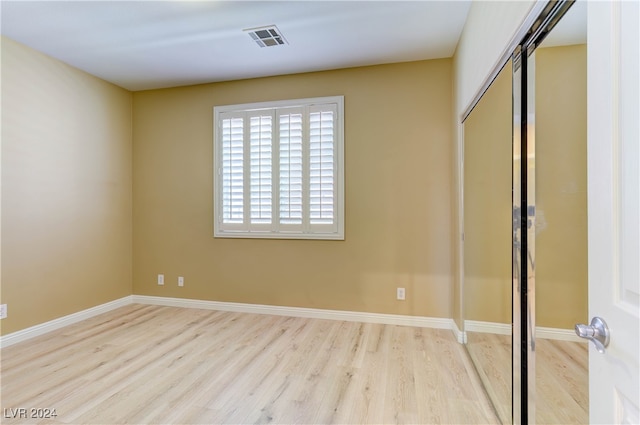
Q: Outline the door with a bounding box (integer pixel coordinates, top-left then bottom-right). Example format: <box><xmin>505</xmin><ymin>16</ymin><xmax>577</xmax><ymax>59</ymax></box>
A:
<box><xmin>587</xmin><ymin>1</ymin><xmax>640</xmax><ymax>423</ymax></box>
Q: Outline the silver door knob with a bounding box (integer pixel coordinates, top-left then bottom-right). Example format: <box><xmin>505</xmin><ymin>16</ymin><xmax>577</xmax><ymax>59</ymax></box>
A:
<box><xmin>575</xmin><ymin>316</ymin><xmax>610</xmax><ymax>353</ymax></box>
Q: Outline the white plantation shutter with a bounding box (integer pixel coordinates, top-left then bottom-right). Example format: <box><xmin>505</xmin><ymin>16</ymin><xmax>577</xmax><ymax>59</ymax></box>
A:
<box><xmin>214</xmin><ymin>96</ymin><xmax>343</xmax><ymax>240</ymax></box>
<box><xmin>278</xmin><ymin>108</ymin><xmax>304</xmax><ymax>231</ymax></box>
<box><xmin>221</xmin><ymin>115</ymin><xmax>244</xmax><ymax>228</ymax></box>
<box><xmin>309</xmin><ymin>105</ymin><xmax>337</xmax><ymax>233</ymax></box>
<box><xmin>249</xmin><ymin>113</ymin><xmax>273</xmax><ymax>227</ymax></box>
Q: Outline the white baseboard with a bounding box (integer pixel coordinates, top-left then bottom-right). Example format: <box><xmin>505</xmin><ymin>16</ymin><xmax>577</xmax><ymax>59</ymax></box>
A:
<box><xmin>1</xmin><ymin>293</ymin><xmax>583</xmax><ymax>349</ymax></box>
<box><xmin>451</xmin><ymin>319</ymin><xmax>467</xmax><ymax>344</ymax></box>
<box><xmin>0</xmin><ymin>296</ymin><xmax>133</xmax><ymax>348</ymax></box>
<box><xmin>464</xmin><ymin>320</ymin><xmax>584</xmax><ymax>343</ymax></box>
<box><xmin>465</xmin><ymin>320</ymin><xmax>512</xmax><ymax>335</ymax></box>
<box><xmin>536</xmin><ymin>326</ymin><xmax>583</xmax><ymax>342</ymax></box>
<box><xmin>132</xmin><ymin>295</ymin><xmax>455</xmax><ymax>330</ymax></box>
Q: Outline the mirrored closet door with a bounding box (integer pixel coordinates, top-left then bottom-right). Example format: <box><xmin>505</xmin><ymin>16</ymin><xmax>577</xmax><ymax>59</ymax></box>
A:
<box><xmin>461</xmin><ymin>1</ymin><xmax>589</xmax><ymax>423</ymax></box>
<box><xmin>528</xmin><ymin>2</ymin><xmax>589</xmax><ymax>423</ymax></box>
<box><xmin>462</xmin><ymin>60</ymin><xmax>513</xmax><ymax>425</ymax></box>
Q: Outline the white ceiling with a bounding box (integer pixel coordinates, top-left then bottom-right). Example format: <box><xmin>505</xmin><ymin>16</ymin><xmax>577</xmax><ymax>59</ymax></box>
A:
<box><xmin>0</xmin><ymin>1</ymin><xmax>472</xmax><ymax>91</ymax></box>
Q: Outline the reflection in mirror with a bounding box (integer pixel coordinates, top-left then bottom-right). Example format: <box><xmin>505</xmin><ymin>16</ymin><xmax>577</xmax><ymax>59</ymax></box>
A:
<box><xmin>534</xmin><ymin>1</ymin><xmax>588</xmax><ymax>423</ymax></box>
<box><xmin>463</xmin><ymin>60</ymin><xmax>513</xmax><ymax>424</ymax></box>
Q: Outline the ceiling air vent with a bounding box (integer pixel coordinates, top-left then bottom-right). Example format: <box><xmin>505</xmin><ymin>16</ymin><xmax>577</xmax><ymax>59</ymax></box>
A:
<box><xmin>244</xmin><ymin>25</ymin><xmax>288</xmax><ymax>48</ymax></box>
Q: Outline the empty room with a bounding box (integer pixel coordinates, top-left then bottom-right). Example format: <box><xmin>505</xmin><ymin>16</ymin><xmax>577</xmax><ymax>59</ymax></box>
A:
<box><xmin>1</xmin><ymin>1</ymin><xmax>638</xmax><ymax>424</ymax></box>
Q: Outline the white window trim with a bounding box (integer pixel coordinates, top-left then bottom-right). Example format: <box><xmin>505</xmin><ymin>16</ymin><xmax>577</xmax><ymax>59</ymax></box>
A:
<box><xmin>213</xmin><ymin>96</ymin><xmax>345</xmax><ymax>240</ymax></box>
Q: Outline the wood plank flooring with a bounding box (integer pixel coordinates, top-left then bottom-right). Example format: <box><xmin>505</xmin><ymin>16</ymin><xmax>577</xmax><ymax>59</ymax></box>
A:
<box><xmin>464</xmin><ymin>333</ymin><xmax>512</xmax><ymax>424</ymax></box>
<box><xmin>1</xmin><ymin>304</ymin><xmax>498</xmax><ymax>424</ymax></box>
<box><xmin>465</xmin><ymin>332</ymin><xmax>589</xmax><ymax>424</ymax></box>
<box><xmin>535</xmin><ymin>338</ymin><xmax>589</xmax><ymax>425</ymax></box>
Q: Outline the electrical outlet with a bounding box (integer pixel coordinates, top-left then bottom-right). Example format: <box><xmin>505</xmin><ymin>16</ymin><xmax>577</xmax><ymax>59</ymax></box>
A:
<box><xmin>178</xmin><ymin>276</ymin><xmax>184</xmax><ymax>287</ymax></box>
<box><xmin>396</xmin><ymin>287</ymin><xmax>406</xmax><ymax>301</ymax></box>
<box><xmin>0</xmin><ymin>304</ymin><xmax>7</xmax><ymax>319</ymax></box>
<box><xmin>158</xmin><ymin>274</ymin><xmax>164</xmax><ymax>286</ymax></box>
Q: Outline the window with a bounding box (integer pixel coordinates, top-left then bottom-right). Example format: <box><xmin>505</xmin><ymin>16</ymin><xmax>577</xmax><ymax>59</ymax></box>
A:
<box><xmin>214</xmin><ymin>96</ymin><xmax>344</xmax><ymax>240</ymax></box>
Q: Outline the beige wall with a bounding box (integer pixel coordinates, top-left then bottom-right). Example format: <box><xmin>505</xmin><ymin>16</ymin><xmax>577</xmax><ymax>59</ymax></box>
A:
<box><xmin>535</xmin><ymin>44</ymin><xmax>588</xmax><ymax>328</ymax></box>
<box><xmin>132</xmin><ymin>60</ymin><xmax>453</xmax><ymax>318</ymax></box>
<box><xmin>1</xmin><ymin>37</ymin><xmax>133</xmax><ymax>335</ymax></box>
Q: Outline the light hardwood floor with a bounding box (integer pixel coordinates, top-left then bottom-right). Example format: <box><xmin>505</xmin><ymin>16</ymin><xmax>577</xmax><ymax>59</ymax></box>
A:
<box><xmin>466</xmin><ymin>332</ymin><xmax>588</xmax><ymax>425</ymax></box>
<box><xmin>464</xmin><ymin>333</ymin><xmax>512</xmax><ymax>424</ymax></box>
<box><xmin>535</xmin><ymin>338</ymin><xmax>588</xmax><ymax>425</ymax></box>
<box><xmin>1</xmin><ymin>304</ymin><xmax>499</xmax><ymax>424</ymax></box>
